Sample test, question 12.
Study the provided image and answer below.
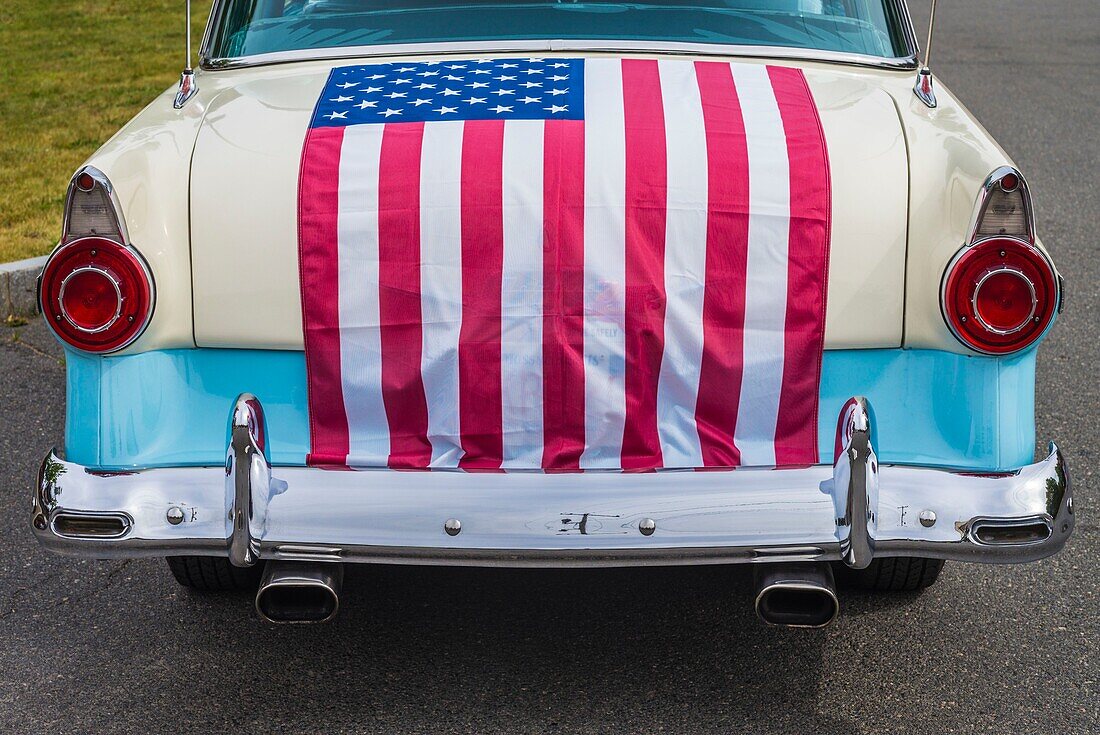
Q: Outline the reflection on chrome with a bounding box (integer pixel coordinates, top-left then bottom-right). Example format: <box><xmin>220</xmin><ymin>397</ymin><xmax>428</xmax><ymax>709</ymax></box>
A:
<box><xmin>32</xmin><ymin>394</ymin><xmax>1073</xmax><ymax>568</ymax></box>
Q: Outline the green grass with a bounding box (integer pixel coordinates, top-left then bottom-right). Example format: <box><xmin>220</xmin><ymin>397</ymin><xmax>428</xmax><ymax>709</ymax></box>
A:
<box><xmin>0</xmin><ymin>1</ymin><xmax>210</xmax><ymax>263</ymax></box>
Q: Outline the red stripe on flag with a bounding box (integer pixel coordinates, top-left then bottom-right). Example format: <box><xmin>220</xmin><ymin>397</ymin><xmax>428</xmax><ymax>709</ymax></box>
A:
<box><xmin>542</xmin><ymin>119</ymin><xmax>587</xmax><ymax>469</ymax></box>
<box><xmin>299</xmin><ymin>125</ymin><xmax>351</xmax><ymax>466</ymax></box>
<box><xmin>768</xmin><ymin>66</ymin><xmax>830</xmax><ymax>465</ymax></box>
<box><xmin>619</xmin><ymin>59</ymin><xmax>668</xmax><ymax>470</ymax></box>
<box><xmin>458</xmin><ymin>120</ymin><xmax>506</xmax><ymax>469</ymax></box>
<box><xmin>693</xmin><ymin>61</ymin><xmax>751</xmax><ymax>468</ymax></box>
<box><xmin>377</xmin><ymin>122</ymin><xmax>433</xmax><ymax>469</ymax></box>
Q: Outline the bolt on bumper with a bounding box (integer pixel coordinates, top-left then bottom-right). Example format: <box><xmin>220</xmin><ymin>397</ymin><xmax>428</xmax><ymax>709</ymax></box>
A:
<box><xmin>32</xmin><ymin>394</ymin><xmax>1073</xmax><ymax>568</ymax></box>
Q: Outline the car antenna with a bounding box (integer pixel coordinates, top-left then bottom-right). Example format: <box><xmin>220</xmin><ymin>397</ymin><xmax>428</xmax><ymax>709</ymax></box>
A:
<box><xmin>174</xmin><ymin>0</ymin><xmax>199</xmax><ymax>109</ymax></box>
<box><xmin>913</xmin><ymin>0</ymin><xmax>938</xmax><ymax>108</ymax></box>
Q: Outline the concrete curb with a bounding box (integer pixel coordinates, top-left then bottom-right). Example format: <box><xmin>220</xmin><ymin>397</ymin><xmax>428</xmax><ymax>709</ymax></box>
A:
<box><xmin>1</xmin><ymin>255</ymin><xmax>46</xmax><ymax>319</ymax></box>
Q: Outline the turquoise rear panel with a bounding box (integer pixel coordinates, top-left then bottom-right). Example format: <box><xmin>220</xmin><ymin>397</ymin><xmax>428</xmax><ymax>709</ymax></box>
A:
<box><xmin>65</xmin><ymin>348</ymin><xmax>1036</xmax><ymax>471</ymax></box>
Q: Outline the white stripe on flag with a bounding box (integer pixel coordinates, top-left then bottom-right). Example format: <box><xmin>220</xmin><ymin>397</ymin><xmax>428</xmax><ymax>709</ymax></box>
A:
<box><xmin>655</xmin><ymin>59</ymin><xmax>708</xmax><ymax>468</ymax></box>
<box><xmin>731</xmin><ymin>63</ymin><xmax>791</xmax><ymax>467</ymax></box>
<box><xmin>500</xmin><ymin>119</ymin><xmax>546</xmax><ymax>467</ymax></box>
<box><xmin>419</xmin><ymin>120</ymin><xmax>466</xmax><ymax>467</ymax></box>
<box><xmin>580</xmin><ymin>58</ymin><xmax>628</xmax><ymax>469</ymax></box>
<box><xmin>338</xmin><ymin>123</ymin><xmax>390</xmax><ymax>465</ymax></box>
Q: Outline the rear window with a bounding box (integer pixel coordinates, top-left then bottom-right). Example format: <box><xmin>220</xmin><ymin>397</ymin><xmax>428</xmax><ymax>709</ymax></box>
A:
<box><xmin>208</xmin><ymin>0</ymin><xmax>910</xmax><ymax>61</ymax></box>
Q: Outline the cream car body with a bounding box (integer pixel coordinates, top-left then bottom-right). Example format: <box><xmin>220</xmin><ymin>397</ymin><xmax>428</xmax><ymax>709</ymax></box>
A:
<box><xmin>31</xmin><ymin>0</ymin><xmax>1072</xmax><ymax>625</ymax></box>
<box><xmin>93</xmin><ymin>57</ymin><xmax>1027</xmax><ymax>355</ymax></box>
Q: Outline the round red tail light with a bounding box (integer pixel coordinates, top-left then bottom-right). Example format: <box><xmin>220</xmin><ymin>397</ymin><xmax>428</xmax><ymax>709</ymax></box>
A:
<box><xmin>39</xmin><ymin>237</ymin><xmax>154</xmax><ymax>353</ymax></box>
<box><xmin>942</xmin><ymin>238</ymin><xmax>1058</xmax><ymax>354</ymax></box>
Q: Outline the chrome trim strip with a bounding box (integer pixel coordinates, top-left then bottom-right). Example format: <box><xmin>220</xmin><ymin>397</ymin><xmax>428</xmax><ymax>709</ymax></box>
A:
<box><xmin>200</xmin><ymin>38</ymin><xmax>918</xmax><ymax>72</ymax></box>
<box><xmin>199</xmin><ymin>0</ymin><xmax>919</xmax><ymax>71</ymax></box>
<box><xmin>198</xmin><ymin>0</ymin><xmax>921</xmax><ymax>68</ymax></box>
<box><xmin>894</xmin><ymin>0</ymin><xmax>921</xmax><ymax>60</ymax></box>
<box><xmin>31</xmin><ymin>395</ymin><xmax>1074</xmax><ymax>568</ymax></box>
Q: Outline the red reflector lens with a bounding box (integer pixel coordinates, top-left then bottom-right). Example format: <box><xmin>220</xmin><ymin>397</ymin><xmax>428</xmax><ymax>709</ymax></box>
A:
<box><xmin>75</xmin><ymin>172</ymin><xmax>96</xmax><ymax>192</ymax></box>
<box><xmin>942</xmin><ymin>238</ymin><xmax>1057</xmax><ymax>354</ymax></box>
<box><xmin>40</xmin><ymin>238</ymin><xmax>154</xmax><ymax>353</ymax></box>
<box><xmin>60</xmin><ymin>268</ymin><xmax>121</xmax><ymax>331</ymax></box>
<box><xmin>973</xmin><ymin>269</ymin><xmax>1036</xmax><ymax>334</ymax></box>
<box><xmin>999</xmin><ymin>172</ymin><xmax>1019</xmax><ymax>192</ymax></box>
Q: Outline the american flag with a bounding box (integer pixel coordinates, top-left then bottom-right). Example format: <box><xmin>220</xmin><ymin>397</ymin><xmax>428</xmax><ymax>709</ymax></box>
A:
<box><xmin>299</xmin><ymin>56</ymin><xmax>830</xmax><ymax>471</ymax></box>
<box><xmin>312</xmin><ymin>58</ymin><xmax>584</xmax><ymax>125</ymax></box>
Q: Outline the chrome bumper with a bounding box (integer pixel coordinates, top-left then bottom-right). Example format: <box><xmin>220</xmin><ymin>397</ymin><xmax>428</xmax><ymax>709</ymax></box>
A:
<box><xmin>31</xmin><ymin>395</ymin><xmax>1073</xmax><ymax>568</ymax></box>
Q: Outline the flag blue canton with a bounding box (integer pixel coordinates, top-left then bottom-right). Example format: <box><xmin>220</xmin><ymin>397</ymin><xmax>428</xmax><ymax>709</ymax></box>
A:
<box><xmin>311</xmin><ymin>58</ymin><xmax>585</xmax><ymax>128</ymax></box>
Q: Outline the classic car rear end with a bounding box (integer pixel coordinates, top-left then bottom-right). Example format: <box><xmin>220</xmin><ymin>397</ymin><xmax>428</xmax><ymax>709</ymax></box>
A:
<box><xmin>31</xmin><ymin>0</ymin><xmax>1072</xmax><ymax>626</ymax></box>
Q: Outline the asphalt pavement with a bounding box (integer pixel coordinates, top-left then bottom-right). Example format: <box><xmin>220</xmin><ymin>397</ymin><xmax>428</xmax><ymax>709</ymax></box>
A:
<box><xmin>1</xmin><ymin>1</ymin><xmax>1096</xmax><ymax>732</ymax></box>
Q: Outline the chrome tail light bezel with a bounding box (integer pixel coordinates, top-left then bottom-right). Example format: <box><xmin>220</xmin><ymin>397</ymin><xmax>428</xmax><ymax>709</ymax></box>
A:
<box><xmin>940</xmin><ymin>237</ymin><xmax>1059</xmax><ymax>355</ymax></box>
<box><xmin>941</xmin><ymin>167</ymin><xmax>1061</xmax><ymax>355</ymax></box>
<box><xmin>39</xmin><ymin>167</ymin><xmax>156</xmax><ymax>354</ymax></box>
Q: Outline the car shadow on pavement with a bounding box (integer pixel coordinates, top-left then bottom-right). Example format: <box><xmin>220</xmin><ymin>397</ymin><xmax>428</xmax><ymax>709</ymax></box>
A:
<box><xmin>161</xmin><ymin>564</ymin><xmax>865</xmax><ymax>734</ymax></box>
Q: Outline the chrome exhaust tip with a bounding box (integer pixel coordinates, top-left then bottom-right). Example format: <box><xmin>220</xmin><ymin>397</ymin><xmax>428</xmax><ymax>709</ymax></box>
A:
<box><xmin>754</xmin><ymin>563</ymin><xmax>839</xmax><ymax>629</ymax></box>
<box><xmin>255</xmin><ymin>562</ymin><xmax>343</xmax><ymax>624</ymax></box>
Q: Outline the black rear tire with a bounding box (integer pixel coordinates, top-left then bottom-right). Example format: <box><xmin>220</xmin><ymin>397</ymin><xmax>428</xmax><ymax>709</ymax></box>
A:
<box><xmin>837</xmin><ymin>558</ymin><xmax>944</xmax><ymax>592</ymax></box>
<box><xmin>166</xmin><ymin>556</ymin><xmax>263</xmax><ymax>592</ymax></box>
